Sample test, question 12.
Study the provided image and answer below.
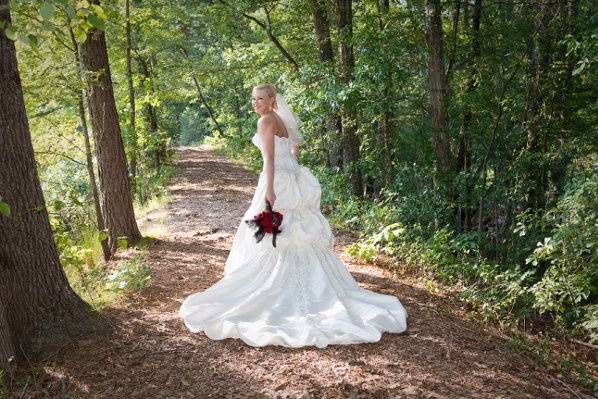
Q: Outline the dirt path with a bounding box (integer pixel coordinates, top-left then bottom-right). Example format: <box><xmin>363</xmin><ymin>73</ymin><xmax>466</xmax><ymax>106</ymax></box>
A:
<box><xmin>13</xmin><ymin>145</ymin><xmax>595</xmax><ymax>398</ymax></box>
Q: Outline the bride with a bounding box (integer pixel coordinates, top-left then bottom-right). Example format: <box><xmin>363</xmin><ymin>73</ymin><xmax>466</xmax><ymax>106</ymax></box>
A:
<box><xmin>178</xmin><ymin>84</ymin><xmax>407</xmax><ymax>348</ymax></box>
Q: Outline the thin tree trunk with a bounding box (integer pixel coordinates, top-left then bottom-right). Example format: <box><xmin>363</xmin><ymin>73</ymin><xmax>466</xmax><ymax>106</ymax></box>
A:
<box><xmin>192</xmin><ymin>75</ymin><xmax>226</xmax><ymax>138</ymax></box>
<box><xmin>0</xmin><ymin>2</ymin><xmax>111</xmax><ymax>361</ymax></box>
<box><xmin>457</xmin><ymin>0</ymin><xmax>481</xmax><ymax>232</ymax></box>
<box><xmin>525</xmin><ymin>0</ymin><xmax>552</xmax><ymax>209</ymax></box>
<box><xmin>125</xmin><ymin>0</ymin><xmax>138</xmax><ymax>180</ymax></box>
<box><xmin>179</xmin><ymin>47</ymin><xmax>226</xmax><ymax>138</ymax></box>
<box><xmin>309</xmin><ymin>0</ymin><xmax>342</xmax><ymax>168</ymax></box>
<box><xmin>446</xmin><ymin>0</ymin><xmax>461</xmax><ymax>80</ymax></box>
<box><xmin>336</xmin><ymin>0</ymin><xmax>363</xmax><ymax>196</ymax></box>
<box><xmin>69</xmin><ymin>26</ymin><xmax>110</xmax><ymax>261</ymax></box>
<box><xmin>425</xmin><ymin>0</ymin><xmax>454</xmax><ymax>179</ymax></box>
<box><xmin>80</xmin><ymin>0</ymin><xmax>142</xmax><ymax>254</ymax></box>
<box><xmin>378</xmin><ymin>0</ymin><xmax>394</xmax><ymax>187</ymax></box>
<box><xmin>136</xmin><ymin>54</ymin><xmax>164</xmax><ymax>170</ymax></box>
<box><xmin>310</xmin><ymin>0</ymin><xmax>334</xmax><ymax>63</ymax></box>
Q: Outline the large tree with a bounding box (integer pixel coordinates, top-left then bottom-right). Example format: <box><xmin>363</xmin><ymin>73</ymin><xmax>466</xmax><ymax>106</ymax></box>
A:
<box><xmin>0</xmin><ymin>0</ymin><xmax>111</xmax><ymax>367</ymax></box>
<box><xmin>79</xmin><ymin>0</ymin><xmax>142</xmax><ymax>255</ymax></box>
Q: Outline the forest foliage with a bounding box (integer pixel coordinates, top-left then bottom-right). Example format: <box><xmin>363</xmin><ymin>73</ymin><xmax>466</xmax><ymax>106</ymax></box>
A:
<box><xmin>3</xmin><ymin>0</ymin><xmax>597</xmax><ymax>345</ymax></box>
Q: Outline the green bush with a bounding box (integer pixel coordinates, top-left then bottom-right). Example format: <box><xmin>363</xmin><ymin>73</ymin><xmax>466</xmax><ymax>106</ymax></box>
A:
<box><xmin>528</xmin><ymin>163</ymin><xmax>598</xmax><ymax>341</ymax></box>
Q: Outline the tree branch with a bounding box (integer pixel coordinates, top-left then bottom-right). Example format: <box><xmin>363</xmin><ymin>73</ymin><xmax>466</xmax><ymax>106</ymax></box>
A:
<box><xmin>35</xmin><ymin>150</ymin><xmax>86</xmax><ymax>166</ymax></box>
<box><xmin>217</xmin><ymin>0</ymin><xmax>299</xmax><ymax>69</ymax></box>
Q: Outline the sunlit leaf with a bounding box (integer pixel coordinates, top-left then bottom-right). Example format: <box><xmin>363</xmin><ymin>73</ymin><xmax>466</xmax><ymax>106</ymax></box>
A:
<box><xmin>87</xmin><ymin>14</ymin><xmax>105</xmax><ymax>31</ymax></box>
<box><xmin>4</xmin><ymin>26</ymin><xmax>16</xmax><ymax>41</ymax></box>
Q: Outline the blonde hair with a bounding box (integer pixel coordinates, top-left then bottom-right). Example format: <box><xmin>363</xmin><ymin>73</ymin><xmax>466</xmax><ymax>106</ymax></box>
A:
<box><xmin>253</xmin><ymin>84</ymin><xmax>278</xmax><ymax>109</ymax></box>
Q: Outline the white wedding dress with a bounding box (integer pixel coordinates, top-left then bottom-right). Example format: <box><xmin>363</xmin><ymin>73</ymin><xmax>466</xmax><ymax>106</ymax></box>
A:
<box><xmin>178</xmin><ymin>132</ymin><xmax>408</xmax><ymax>348</ymax></box>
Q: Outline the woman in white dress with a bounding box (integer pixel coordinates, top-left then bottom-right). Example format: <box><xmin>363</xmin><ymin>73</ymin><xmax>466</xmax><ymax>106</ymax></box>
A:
<box><xmin>178</xmin><ymin>84</ymin><xmax>407</xmax><ymax>348</ymax></box>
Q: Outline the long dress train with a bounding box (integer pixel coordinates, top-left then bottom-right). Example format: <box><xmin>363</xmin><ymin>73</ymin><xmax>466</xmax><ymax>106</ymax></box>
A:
<box><xmin>178</xmin><ymin>133</ymin><xmax>408</xmax><ymax>348</ymax></box>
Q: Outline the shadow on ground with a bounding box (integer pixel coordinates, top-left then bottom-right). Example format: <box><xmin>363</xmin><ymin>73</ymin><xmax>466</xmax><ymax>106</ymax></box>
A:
<box><xmin>8</xmin><ymin>145</ymin><xmax>594</xmax><ymax>399</ymax></box>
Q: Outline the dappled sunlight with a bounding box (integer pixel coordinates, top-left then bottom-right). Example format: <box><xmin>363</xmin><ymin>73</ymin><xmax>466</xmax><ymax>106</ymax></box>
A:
<box><xmin>12</xmin><ymin>147</ymin><xmax>591</xmax><ymax>398</ymax></box>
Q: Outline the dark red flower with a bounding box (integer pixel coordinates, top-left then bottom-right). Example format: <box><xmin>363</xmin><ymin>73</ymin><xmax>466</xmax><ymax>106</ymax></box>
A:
<box><xmin>245</xmin><ymin>200</ymin><xmax>283</xmax><ymax>247</ymax></box>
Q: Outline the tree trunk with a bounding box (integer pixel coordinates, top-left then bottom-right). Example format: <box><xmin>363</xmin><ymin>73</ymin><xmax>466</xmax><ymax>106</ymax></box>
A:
<box><xmin>80</xmin><ymin>0</ymin><xmax>142</xmax><ymax>255</ymax></box>
<box><xmin>69</xmin><ymin>26</ymin><xmax>111</xmax><ymax>261</ymax></box>
<box><xmin>378</xmin><ymin>0</ymin><xmax>394</xmax><ymax>187</ymax></box>
<box><xmin>425</xmin><ymin>0</ymin><xmax>454</xmax><ymax>179</ymax></box>
<box><xmin>336</xmin><ymin>0</ymin><xmax>363</xmax><ymax>196</ymax></box>
<box><xmin>310</xmin><ymin>0</ymin><xmax>334</xmax><ymax>63</ymax></box>
<box><xmin>180</xmin><ymin>47</ymin><xmax>226</xmax><ymax>138</ymax></box>
<box><xmin>0</xmin><ymin>3</ymin><xmax>112</xmax><ymax>362</ymax></box>
<box><xmin>137</xmin><ymin>54</ymin><xmax>164</xmax><ymax>170</ymax></box>
<box><xmin>125</xmin><ymin>0</ymin><xmax>138</xmax><ymax>181</ymax></box>
<box><xmin>192</xmin><ymin>75</ymin><xmax>226</xmax><ymax>138</ymax></box>
<box><xmin>309</xmin><ymin>0</ymin><xmax>342</xmax><ymax>168</ymax></box>
<box><xmin>457</xmin><ymin>0</ymin><xmax>482</xmax><ymax>232</ymax></box>
<box><xmin>0</xmin><ymin>302</ymin><xmax>15</xmax><ymax>370</ymax></box>
<box><xmin>525</xmin><ymin>0</ymin><xmax>552</xmax><ymax>209</ymax></box>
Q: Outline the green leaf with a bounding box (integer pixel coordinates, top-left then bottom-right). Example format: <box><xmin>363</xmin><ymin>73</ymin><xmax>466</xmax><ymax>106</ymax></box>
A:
<box><xmin>90</xmin><ymin>4</ymin><xmax>107</xmax><ymax>20</ymax></box>
<box><xmin>27</xmin><ymin>34</ymin><xmax>38</xmax><ymax>48</ymax></box>
<box><xmin>40</xmin><ymin>3</ymin><xmax>55</xmax><ymax>20</ymax></box>
<box><xmin>4</xmin><ymin>26</ymin><xmax>16</xmax><ymax>41</ymax></box>
<box><xmin>74</xmin><ymin>25</ymin><xmax>87</xmax><ymax>43</ymax></box>
<box><xmin>66</xmin><ymin>4</ymin><xmax>76</xmax><ymax>19</ymax></box>
<box><xmin>98</xmin><ymin>230</ymin><xmax>109</xmax><ymax>242</ymax></box>
<box><xmin>53</xmin><ymin>199</ymin><xmax>64</xmax><ymax>211</ymax></box>
<box><xmin>0</xmin><ymin>201</ymin><xmax>10</xmax><ymax>216</ymax></box>
<box><xmin>117</xmin><ymin>237</ymin><xmax>128</xmax><ymax>250</ymax></box>
<box><xmin>87</xmin><ymin>14</ymin><xmax>105</xmax><ymax>31</ymax></box>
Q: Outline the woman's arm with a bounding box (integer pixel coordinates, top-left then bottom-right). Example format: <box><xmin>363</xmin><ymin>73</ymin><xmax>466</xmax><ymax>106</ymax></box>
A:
<box><xmin>257</xmin><ymin>115</ymin><xmax>276</xmax><ymax>206</ymax></box>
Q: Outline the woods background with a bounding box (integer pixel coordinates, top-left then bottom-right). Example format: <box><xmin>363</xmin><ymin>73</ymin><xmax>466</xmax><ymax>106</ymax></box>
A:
<box><xmin>0</xmin><ymin>0</ymin><xmax>596</xmax><ymax>391</ymax></box>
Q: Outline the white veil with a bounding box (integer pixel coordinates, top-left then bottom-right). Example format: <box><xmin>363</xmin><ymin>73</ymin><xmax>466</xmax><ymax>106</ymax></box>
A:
<box><xmin>274</xmin><ymin>93</ymin><xmax>304</xmax><ymax>145</ymax></box>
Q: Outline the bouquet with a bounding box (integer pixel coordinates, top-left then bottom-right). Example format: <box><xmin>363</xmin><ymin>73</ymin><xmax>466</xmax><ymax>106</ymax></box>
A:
<box><xmin>245</xmin><ymin>199</ymin><xmax>283</xmax><ymax>247</ymax></box>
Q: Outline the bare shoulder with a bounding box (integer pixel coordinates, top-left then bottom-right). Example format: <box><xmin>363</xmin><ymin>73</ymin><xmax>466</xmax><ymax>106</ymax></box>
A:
<box><xmin>257</xmin><ymin>114</ymin><xmax>277</xmax><ymax>128</ymax></box>
<box><xmin>257</xmin><ymin>115</ymin><xmax>276</xmax><ymax>141</ymax></box>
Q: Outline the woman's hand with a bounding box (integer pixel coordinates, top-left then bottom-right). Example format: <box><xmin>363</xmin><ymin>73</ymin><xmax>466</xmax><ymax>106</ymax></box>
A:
<box><xmin>266</xmin><ymin>190</ymin><xmax>276</xmax><ymax>208</ymax></box>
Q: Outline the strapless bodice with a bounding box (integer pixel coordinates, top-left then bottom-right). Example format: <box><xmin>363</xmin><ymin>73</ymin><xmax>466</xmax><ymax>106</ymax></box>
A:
<box><xmin>251</xmin><ymin>133</ymin><xmax>299</xmax><ymax>172</ymax></box>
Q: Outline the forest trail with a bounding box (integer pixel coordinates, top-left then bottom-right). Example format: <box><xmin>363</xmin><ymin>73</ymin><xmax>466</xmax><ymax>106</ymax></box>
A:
<box><xmin>15</xmin><ymin>146</ymin><xmax>594</xmax><ymax>399</ymax></box>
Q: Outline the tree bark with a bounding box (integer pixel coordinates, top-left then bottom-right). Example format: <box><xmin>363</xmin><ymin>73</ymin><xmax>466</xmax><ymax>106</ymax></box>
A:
<box><xmin>525</xmin><ymin>0</ymin><xmax>553</xmax><ymax>209</ymax></box>
<box><xmin>425</xmin><ymin>0</ymin><xmax>454</xmax><ymax>178</ymax></box>
<box><xmin>136</xmin><ymin>54</ymin><xmax>164</xmax><ymax>171</ymax></box>
<box><xmin>80</xmin><ymin>0</ymin><xmax>142</xmax><ymax>254</ymax></box>
<box><xmin>309</xmin><ymin>0</ymin><xmax>342</xmax><ymax>168</ymax></box>
<box><xmin>378</xmin><ymin>0</ymin><xmax>394</xmax><ymax>187</ymax></box>
<box><xmin>310</xmin><ymin>0</ymin><xmax>334</xmax><ymax>63</ymax></box>
<box><xmin>446</xmin><ymin>0</ymin><xmax>461</xmax><ymax>80</ymax></box>
<box><xmin>457</xmin><ymin>0</ymin><xmax>482</xmax><ymax>232</ymax></box>
<box><xmin>336</xmin><ymin>0</ymin><xmax>363</xmax><ymax>196</ymax></box>
<box><xmin>69</xmin><ymin>26</ymin><xmax>110</xmax><ymax>261</ymax></box>
<box><xmin>0</xmin><ymin>1</ymin><xmax>111</xmax><ymax>361</ymax></box>
<box><xmin>0</xmin><ymin>302</ymin><xmax>14</xmax><ymax>370</ymax></box>
<box><xmin>125</xmin><ymin>0</ymin><xmax>138</xmax><ymax>181</ymax></box>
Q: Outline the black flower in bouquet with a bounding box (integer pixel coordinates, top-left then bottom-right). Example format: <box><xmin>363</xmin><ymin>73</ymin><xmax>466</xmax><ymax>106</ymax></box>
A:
<box><xmin>245</xmin><ymin>199</ymin><xmax>283</xmax><ymax>247</ymax></box>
